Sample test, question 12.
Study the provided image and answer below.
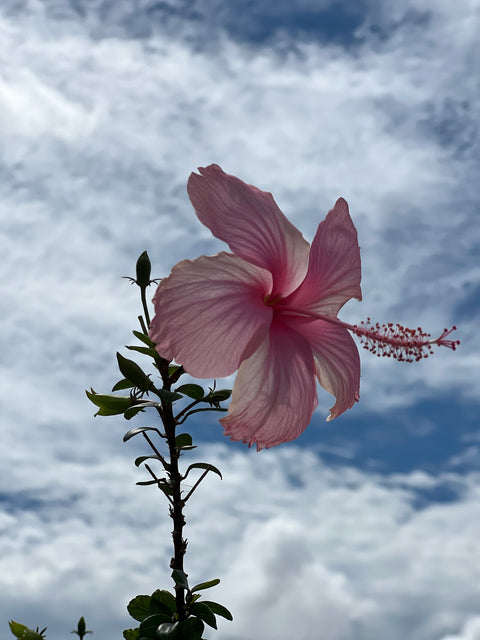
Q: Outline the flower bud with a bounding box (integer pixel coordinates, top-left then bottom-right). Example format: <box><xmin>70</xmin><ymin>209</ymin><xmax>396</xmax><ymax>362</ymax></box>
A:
<box><xmin>135</xmin><ymin>251</ymin><xmax>151</xmax><ymax>288</ymax></box>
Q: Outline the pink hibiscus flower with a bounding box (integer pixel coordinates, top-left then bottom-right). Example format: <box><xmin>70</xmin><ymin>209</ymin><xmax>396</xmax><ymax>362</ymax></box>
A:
<box><xmin>149</xmin><ymin>164</ymin><xmax>458</xmax><ymax>449</ymax></box>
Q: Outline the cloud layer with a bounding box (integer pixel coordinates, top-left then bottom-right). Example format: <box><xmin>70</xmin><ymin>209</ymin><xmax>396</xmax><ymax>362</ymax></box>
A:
<box><xmin>1</xmin><ymin>1</ymin><xmax>479</xmax><ymax>639</ymax></box>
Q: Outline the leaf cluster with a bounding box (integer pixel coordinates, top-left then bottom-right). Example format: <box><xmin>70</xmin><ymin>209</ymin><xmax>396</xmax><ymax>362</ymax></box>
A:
<box><xmin>86</xmin><ymin>330</ymin><xmax>231</xmax><ymax>424</ymax></box>
<box><xmin>124</xmin><ymin>576</ymin><xmax>232</xmax><ymax>640</ymax></box>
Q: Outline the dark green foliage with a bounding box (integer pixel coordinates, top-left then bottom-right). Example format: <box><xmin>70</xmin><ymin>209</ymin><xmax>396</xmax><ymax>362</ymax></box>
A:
<box><xmin>86</xmin><ymin>389</ymin><xmax>132</xmax><ymax>416</ymax></box>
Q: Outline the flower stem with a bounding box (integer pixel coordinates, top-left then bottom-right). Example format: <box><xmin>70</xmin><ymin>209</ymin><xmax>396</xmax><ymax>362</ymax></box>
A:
<box><xmin>159</xmin><ymin>376</ymin><xmax>188</xmax><ymax>621</ymax></box>
<box><xmin>140</xmin><ymin>286</ymin><xmax>151</xmax><ymax>329</ymax></box>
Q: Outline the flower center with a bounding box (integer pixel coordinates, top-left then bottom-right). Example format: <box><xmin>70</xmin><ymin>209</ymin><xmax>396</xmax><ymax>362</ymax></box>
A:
<box><xmin>264</xmin><ymin>293</ymin><xmax>284</xmax><ymax>307</ymax></box>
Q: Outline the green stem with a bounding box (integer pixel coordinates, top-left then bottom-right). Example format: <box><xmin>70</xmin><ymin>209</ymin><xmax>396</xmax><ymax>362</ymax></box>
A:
<box><xmin>160</xmin><ymin>382</ymin><xmax>187</xmax><ymax>621</ymax></box>
<box><xmin>140</xmin><ymin>286</ymin><xmax>151</xmax><ymax>328</ymax></box>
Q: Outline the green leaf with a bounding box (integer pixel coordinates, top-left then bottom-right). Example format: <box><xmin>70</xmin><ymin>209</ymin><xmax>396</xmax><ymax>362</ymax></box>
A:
<box><xmin>9</xmin><ymin>621</ymin><xmax>30</xmax><ymax>638</ymax></box>
<box><xmin>158</xmin><ymin>389</ymin><xmax>183</xmax><ymax>403</ymax></box>
<box><xmin>8</xmin><ymin>622</ymin><xmax>46</xmax><ymax>640</ymax></box>
<box><xmin>128</xmin><ymin>595</ymin><xmax>154</xmax><ymax>622</ymax></box>
<box><xmin>191</xmin><ymin>578</ymin><xmax>220</xmax><ymax>593</ymax></box>
<box><xmin>207</xmin><ymin>389</ymin><xmax>232</xmax><ymax>404</ymax></box>
<box><xmin>112</xmin><ymin>379</ymin><xmax>135</xmax><ymax>392</ymax></box>
<box><xmin>133</xmin><ymin>330</ymin><xmax>155</xmax><ymax>347</ymax></box>
<box><xmin>127</xmin><ymin>593</ymin><xmax>173</xmax><ymax>623</ymax></box>
<box><xmin>134</xmin><ymin>455</ymin><xmax>163</xmax><ymax>468</ymax></box>
<box><xmin>175</xmin><ymin>433</ymin><xmax>193</xmax><ymax>449</ymax></box>
<box><xmin>86</xmin><ymin>389</ymin><xmax>132</xmax><ymax>416</ymax></box>
<box><xmin>178</xmin><ymin>617</ymin><xmax>204</xmax><ymax>640</ymax></box>
<box><xmin>168</xmin><ymin>365</ymin><xmax>182</xmax><ymax>376</ymax></box>
<box><xmin>126</xmin><ymin>345</ymin><xmax>158</xmax><ymax>358</ymax></box>
<box><xmin>175</xmin><ymin>384</ymin><xmax>204</xmax><ymax>400</ymax></box>
<box><xmin>184</xmin><ymin>463</ymin><xmax>222</xmax><ymax>481</ymax></box>
<box><xmin>171</xmin><ymin>569</ymin><xmax>189</xmax><ymax>590</ymax></box>
<box><xmin>190</xmin><ymin>603</ymin><xmax>217</xmax><ymax>629</ymax></box>
<box><xmin>139</xmin><ymin>615</ymin><xmax>172</xmax><ymax>638</ymax></box>
<box><xmin>123</xmin><ymin>426</ymin><xmax>160</xmax><ymax>442</ymax></box>
<box><xmin>156</xmin><ymin>622</ymin><xmax>180</xmax><ymax>639</ymax></box>
<box><xmin>150</xmin><ymin>590</ymin><xmax>176</xmax><ymax>613</ymax></box>
<box><xmin>123</xmin><ymin>629</ymin><xmax>140</xmax><ymax>640</ymax></box>
<box><xmin>117</xmin><ymin>353</ymin><xmax>153</xmax><ymax>392</ymax></box>
<box><xmin>123</xmin><ymin>399</ymin><xmax>165</xmax><ymax>420</ymax></box>
<box><xmin>124</xmin><ymin>404</ymin><xmax>148</xmax><ymax>420</ymax></box>
<box><xmin>201</xmin><ymin>601</ymin><xmax>233</xmax><ymax>621</ymax></box>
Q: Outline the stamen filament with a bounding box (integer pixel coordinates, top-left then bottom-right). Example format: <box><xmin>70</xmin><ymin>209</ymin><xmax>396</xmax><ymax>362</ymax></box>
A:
<box><xmin>278</xmin><ymin>307</ymin><xmax>459</xmax><ymax>362</ymax></box>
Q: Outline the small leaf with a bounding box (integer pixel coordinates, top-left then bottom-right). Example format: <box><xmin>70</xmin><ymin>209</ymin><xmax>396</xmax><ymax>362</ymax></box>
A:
<box><xmin>9</xmin><ymin>621</ymin><xmax>30</xmax><ymax>638</ymax></box>
<box><xmin>178</xmin><ymin>617</ymin><xmax>204</xmax><ymax>639</ymax></box>
<box><xmin>133</xmin><ymin>330</ymin><xmax>155</xmax><ymax>347</ymax></box>
<box><xmin>8</xmin><ymin>622</ymin><xmax>46</xmax><ymax>640</ymax></box>
<box><xmin>123</xmin><ymin>400</ymin><xmax>163</xmax><ymax>420</ymax></box>
<box><xmin>175</xmin><ymin>384</ymin><xmax>204</xmax><ymax>400</ymax></box>
<box><xmin>191</xmin><ymin>578</ymin><xmax>220</xmax><ymax>593</ymax></box>
<box><xmin>126</xmin><ymin>345</ymin><xmax>158</xmax><ymax>358</ymax></box>
<box><xmin>190</xmin><ymin>603</ymin><xmax>217</xmax><ymax>629</ymax></box>
<box><xmin>123</xmin><ymin>426</ymin><xmax>160</xmax><ymax>442</ymax></box>
<box><xmin>112</xmin><ymin>379</ymin><xmax>135</xmax><ymax>392</ymax></box>
<box><xmin>128</xmin><ymin>595</ymin><xmax>154</xmax><ymax>622</ymax></box>
<box><xmin>117</xmin><ymin>353</ymin><xmax>153</xmax><ymax>392</ymax></box>
<box><xmin>123</xmin><ymin>629</ymin><xmax>140</xmax><ymax>640</ymax></box>
<box><xmin>156</xmin><ymin>622</ymin><xmax>180</xmax><ymax>639</ymax></box>
<box><xmin>86</xmin><ymin>389</ymin><xmax>132</xmax><ymax>416</ymax></box>
<box><xmin>211</xmin><ymin>389</ymin><xmax>231</xmax><ymax>401</ymax></box>
<box><xmin>168</xmin><ymin>365</ymin><xmax>182</xmax><ymax>376</ymax></box>
<box><xmin>150</xmin><ymin>590</ymin><xmax>176</xmax><ymax>613</ymax></box>
<box><xmin>171</xmin><ymin>569</ymin><xmax>189</xmax><ymax>590</ymax></box>
<box><xmin>175</xmin><ymin>433</ymin><xmax>193</xmax><ymax>449</ymax></box>
<box><xmin>124</xmin><ymin>404</ymin><xmax>148</xmax><ymax>420</ymax></box>
<box><xmin>158</xmin><ymin>389</ymin><xmax>183</xmax><ymax>403</ymax></box>
<box><xmin>134</xmin><ymin>455</ymin><xmax>163</xmax><ymax>468</ymax></box>
<box><xmin>139</xmin><ymin>615</ymin><xmax>172</xmax><ymax>638</ymax></box>
<box><xmin>184</xmin><ymin>463</ymin><xmax>222</xmax><ymax>481</ymax></box>
<box><xmin>201</xmin><ymin>601</ymin><xmax>233</xmax><ymax>621</ymax></box>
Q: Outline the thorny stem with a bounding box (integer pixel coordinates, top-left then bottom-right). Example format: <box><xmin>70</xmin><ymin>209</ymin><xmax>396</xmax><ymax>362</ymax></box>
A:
<box><xmin>158</xmin><ymin>365</ymin><xmax>188</xmax><ymax>621</ymax></box>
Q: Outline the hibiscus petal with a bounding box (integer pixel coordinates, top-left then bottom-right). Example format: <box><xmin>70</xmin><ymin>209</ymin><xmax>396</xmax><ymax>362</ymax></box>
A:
<box><xmin>293</xmin><ymin>317</ymin><xmax>360</xmax><ymax>420</ymax></box>
<box><xmin>284</xmin><ymin>198</ymin><xmax>362</xmax><ymax>316</ymax></box>
<box><xmin>187</xmin><ymin>164</ymin><xmax>310</xmax><ymax>297</ymax></box>
<box><xmin>149</xmin><ymin>252</ymin><xmax>272</xmax><ymax>378</ymax></box>
<box><xmin>220</xmin><ymin>320</ymin><xmax>318</xmax><ymax>449</ymax></box>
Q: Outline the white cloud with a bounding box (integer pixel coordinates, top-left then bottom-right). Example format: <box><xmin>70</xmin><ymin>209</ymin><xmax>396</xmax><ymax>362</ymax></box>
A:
<box><xmin>2</xmin><ymin>445</ymin><xmax>480</xmax><ymax>640</ymax></box>
<box><xmin>440</xmin><ymin>617</ymin><xmax>480</xmax><ymax>640</ymax></box>
<box><xmin>1</xmin><ymin>2</ymin><xmax>479</xmax><ymax>638</ymax></box>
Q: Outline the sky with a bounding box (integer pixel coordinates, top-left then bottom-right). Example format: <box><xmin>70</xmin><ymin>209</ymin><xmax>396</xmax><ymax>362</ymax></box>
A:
<box><xmin>1</xmin><ymin>0</ymin><xmax>479</xmax><ymax>639</ymax></box>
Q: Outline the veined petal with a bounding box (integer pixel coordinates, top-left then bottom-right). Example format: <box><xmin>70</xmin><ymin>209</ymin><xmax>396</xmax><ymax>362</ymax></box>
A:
<box><xmin>294</xmin><ymin>317</ymin><xmax>360</xmax><ymax>420</ymax></box>
<box><xmin>220</xmin><ymin>320</ymin><xmax>318</xmax><ymax>449</ymax></box>
<box><xmin>187</xmin><ymin>164</ymin><xmax>310</xmax><ymax>297</ymax></box>
<box><xmin>284</xmin><ymin>198</ymin><xmax>362</xmax><ymax>316</ymax></box>
<box><xmin>149</xmin><ymin>252</ymin><xmax>272</xmax><ymax>378</ymax></box>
